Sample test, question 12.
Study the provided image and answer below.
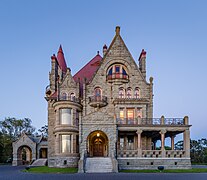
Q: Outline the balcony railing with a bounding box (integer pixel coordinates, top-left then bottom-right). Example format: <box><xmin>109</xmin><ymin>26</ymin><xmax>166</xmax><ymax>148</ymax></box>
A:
<box><xmin>88</xmin><ymin>95</ymin><xmax>107</xmax><ymax>108</ymax></box>
<box><xmin>58</xmin><ymin>96</ymin><xmax>81</xmax><ymax>103</ymax></box>
<box><xmin>117</xmin><ymin>117</ymin><xmax>186</xmax><ymax>126</ymax></box>
<box><xmin>106</xmin><ymin>73</ymin><xmax>129</xmax><ymax>83</ymax></box>
<box><xmin>117</xmin><ymin>149</ymin><xmax>186</xmax><ymax>158</ymax></box>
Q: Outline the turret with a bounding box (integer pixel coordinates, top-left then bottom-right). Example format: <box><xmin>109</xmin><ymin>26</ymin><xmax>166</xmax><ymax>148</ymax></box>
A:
<box><xmin>138</xmin><ymin>49</ymin><xmax>146</xmax><ymax>79</ymax></box>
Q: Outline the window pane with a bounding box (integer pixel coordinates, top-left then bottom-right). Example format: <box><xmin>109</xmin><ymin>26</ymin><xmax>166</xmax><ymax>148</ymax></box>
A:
<box><xmin>60</xmin><ymin>109</ymin><xmax>72</xmax><ymax>124</ymax></box>
<box><xmin>122</xmin><ymin>68</ymin><xmax>127</xmax><ymax>75</ymax></box>
<box><xmin>108</xmin><ymin>68</ymin><xmax>112</xmax><ymax>75</ymax></box>
<box><xmin>61</xmin><ymin>135</ymin><xmax>71</xmax><ymax>153</ymax></box>
<box><xmin>115</xmin><ymin>66</ymin><xmax>120</xmax><ymax>73</ymax></box>
<box><xmin>127</xmin><ymin>109</ymin><xmax>134</xmax><ymax>120</ymax></box>
<box><xmin>120</xmin><ymin>109</ymin><xmax>124</xmax><ymax>120</ymax></box>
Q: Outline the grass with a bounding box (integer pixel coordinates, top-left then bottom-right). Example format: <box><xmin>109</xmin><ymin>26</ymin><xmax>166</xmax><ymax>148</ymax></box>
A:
<box><xmin>23</xmin><ymin>166</ymin><xmax>78</xmax><ymax>173</ymax></box>
<box><xmin>120</xmin><ymin>168</ymin><xmax>207</xmax><ymax>173</ymax></box>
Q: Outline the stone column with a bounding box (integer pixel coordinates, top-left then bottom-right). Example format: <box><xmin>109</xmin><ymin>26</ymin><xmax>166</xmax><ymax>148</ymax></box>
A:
<box><xmin>160</xmin><ymin>130</ymin><xmax>166</xmax><ymax>157</ymax></box>
<box><xmin>184</xmin><ymin>116</ymin><xmax>189</xmax><ymax>125</ymax></box>
<box><xmin>124</xmin><ymin>135</ymin><xmax>127</xmax><ymax>150</ymax></box>
<box><xmin>55</xmin><ymin>133</ymin><xmax>60</xmax><ymax>154</ymax></box>
<box><xmin>124</xmin><ymin>107</ymin><xmax>127</xmax><ymax>124</ymax></box>
<box><xmin>183</xmin><ymin>129</ymin><xmax>190</xmax><ymax>157</ymax></box>
<box><xmin>55</xmin><ymin>109</ymin><xmax>59</xmax><ymax>126</ymax></box>
<box><xmin>161</xmin><ymin>115</ymin><xmax>165</xmax><ymax>125</ymax></box>
<box><xmin>136</xmin><ymin>129</ymin><xmax>143</xmax><ymax>157</ymax></box>
<box><xmin>171</xmin><ymin>135</ymin><xmax>175</xmax><ymax>150</ymax></box>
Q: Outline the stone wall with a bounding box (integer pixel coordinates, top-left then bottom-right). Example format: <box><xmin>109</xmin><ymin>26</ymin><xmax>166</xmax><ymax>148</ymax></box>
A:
<box><xmin>118</xmin><ymin>158</ymin><xmax>192</xmax><ymax>170</ymax></box>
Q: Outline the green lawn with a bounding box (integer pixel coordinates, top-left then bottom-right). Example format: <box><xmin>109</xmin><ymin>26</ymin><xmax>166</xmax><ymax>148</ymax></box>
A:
<box><xmin>120</xmin><ymin>168</ymin><xmax>207</xmax><ymax>173</ymax></box>
<box><xmin>23</xmin><ymin>166</ymin><xmax>78</xmax><ymax>173</ymax></box>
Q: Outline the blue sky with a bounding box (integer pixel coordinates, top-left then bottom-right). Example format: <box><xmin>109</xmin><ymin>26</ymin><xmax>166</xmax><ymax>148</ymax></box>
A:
<box><xmin>0</xmin><ymin>0</ymin><xmax>206</xmax><ymax>140</ymax></box>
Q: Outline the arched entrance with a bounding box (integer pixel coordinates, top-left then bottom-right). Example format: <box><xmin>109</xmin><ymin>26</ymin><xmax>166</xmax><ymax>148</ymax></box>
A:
<box><xmin>17</xmin><ymin>146</ymin><xmax>32</xmax><ymax>165</ymax></box>
<box><xmin>87</xmin><ymin>131</ymin><xmax>108</xmax><ymax>157</ymax></box>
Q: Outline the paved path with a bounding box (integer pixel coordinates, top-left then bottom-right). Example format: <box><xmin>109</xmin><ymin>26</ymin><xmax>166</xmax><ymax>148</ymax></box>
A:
<box><xmin>1</xmin><ymin>165</ymin><xmax>207</xmax><ymax>180</ymax></box>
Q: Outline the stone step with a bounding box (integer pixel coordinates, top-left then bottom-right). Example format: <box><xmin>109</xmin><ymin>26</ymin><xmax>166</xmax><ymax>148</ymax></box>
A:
<box><xmin>85</xmin><ymin>157</ymin><xmax>113</xmax><ymax>173</ymax></box>
<box><xmin>30</xmin><ymin>158</ymin><xmax>47</xmax><ymax>167</ymax></box>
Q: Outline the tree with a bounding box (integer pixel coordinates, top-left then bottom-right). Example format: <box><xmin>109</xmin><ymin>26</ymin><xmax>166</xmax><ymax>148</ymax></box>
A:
<box><xmin>0</xmin><ymin>117</ymin><xmax>35</xmax><ymax>141</ymax></box>
<box><xmin>38</xmin><ymin>125</ymin><xmax>48</xmax><ymax>138</ymax></box>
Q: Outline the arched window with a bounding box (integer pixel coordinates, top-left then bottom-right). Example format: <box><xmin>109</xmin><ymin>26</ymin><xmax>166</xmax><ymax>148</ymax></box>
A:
<box><xmin>70</xmin><ymin>93</ymin><xmax>75</xmax><ymax>101</ymax></box>
<box><xmin>107</xmin><ymin>64</ymin><xmax>129</xmax><ymax>81</ymax></box>
<box><xmin>94</xmin><ymin>87</ymin><xmax>102</xmax><ymax>101</ymax></box>
<box><xmin>126</xmin><ymin>88</ymin><xmax>132</xmax><ymax>98</ymax></box>
<box><xmin>119</xmin><ymin>88</ymin><xmax>125</xmax><ymax>98</ymax></box>
<box><xmin>134</xmin><ymin>88</ymin><xmax>140</xmax><ymax>98</ymax></box>
<box><xmin>61</xmin><ymin>92</ymin><xmax>67</xmax><ymax>100</ymax></box>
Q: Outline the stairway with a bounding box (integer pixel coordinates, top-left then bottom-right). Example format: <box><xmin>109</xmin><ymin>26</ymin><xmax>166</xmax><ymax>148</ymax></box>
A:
<box><xmin>85</xmin><ymin>157</ymin><xmax>113</xmax><ymax>173</ymax></box>
<box><xmin>30</xmin><ymin>158</ymin><xmax>47</xmax><ymax>167</ymax></box>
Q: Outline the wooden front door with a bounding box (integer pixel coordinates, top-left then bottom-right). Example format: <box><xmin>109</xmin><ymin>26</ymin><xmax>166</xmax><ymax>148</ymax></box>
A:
<box><xmin>93</xmin><ymin>138</ymin><xmax>104</xmax><ymax>157</ymax></box>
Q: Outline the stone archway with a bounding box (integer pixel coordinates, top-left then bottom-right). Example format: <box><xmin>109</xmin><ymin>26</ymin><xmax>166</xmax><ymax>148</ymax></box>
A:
<box><xmin>17</xmin><ymin>146</ymin><xmax>32</xmax><ymax>165</ymax></box>
<box><xmin>87</xmin><ymin>130</ymin><xmax>109</xmax><ymax>157</ymax></box>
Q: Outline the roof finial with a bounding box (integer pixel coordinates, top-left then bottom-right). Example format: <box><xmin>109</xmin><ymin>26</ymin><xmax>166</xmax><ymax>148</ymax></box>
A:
<box><xmin>97</xmin><ymin>51</ymin><xmax>99</xmax><ymax>55</ymax></box>
<box><xmin>115</xmin><ymin>26</ymin><xmax>120</xmax><ymax>35</ymax></box>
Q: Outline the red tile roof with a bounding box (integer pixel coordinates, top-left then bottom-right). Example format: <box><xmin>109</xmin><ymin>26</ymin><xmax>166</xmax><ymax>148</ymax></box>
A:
<box><xmin>57</xmin><ymin>45</ymin><xmax>67</xmax><ymax>73</ymax></box>
<box><xmin>73</xmin><ymin>54</ymin><xmax>102</xmax><ymax>84</ymax></box>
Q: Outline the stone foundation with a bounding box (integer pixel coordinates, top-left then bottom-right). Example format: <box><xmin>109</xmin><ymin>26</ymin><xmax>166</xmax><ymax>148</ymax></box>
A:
<box><xmin>117</xmin><ymin>158</ymin><xmax>191</xmax><ymax>170</ymax></box>
<box><xmin>48</xmin><ymin>156</ymin><xmax>79</xmax><ymax>168</ymax></box>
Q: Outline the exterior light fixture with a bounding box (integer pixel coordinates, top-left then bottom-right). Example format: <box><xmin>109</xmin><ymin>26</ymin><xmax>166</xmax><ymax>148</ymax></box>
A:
<box><xmin>97</xmin><ymin>133</ymin><xmax>100</xmax><ymax>137</ymax></box>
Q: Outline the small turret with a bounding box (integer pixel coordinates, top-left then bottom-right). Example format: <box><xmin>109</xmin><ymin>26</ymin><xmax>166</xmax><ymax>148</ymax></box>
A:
<box><xmin>57</xmin><ymin>45</ymin><xmax>67</xmax><ymax>73</ymax></box>
<box><xmin>138</xmin><ymin>49</ymin><xmax>147</xmax><ymax>79</ymax></box>
<box><xmin>103</xmin><ymin>44</ymin><xmax>107</xmax><ymax>56</ymax></box>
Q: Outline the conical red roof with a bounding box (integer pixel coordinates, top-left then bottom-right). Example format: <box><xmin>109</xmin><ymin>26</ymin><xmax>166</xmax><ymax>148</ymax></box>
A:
<box><xmin>57</xmin><ymin>45</ymin><xmax>67</xmax><ymax>73</ymax></box>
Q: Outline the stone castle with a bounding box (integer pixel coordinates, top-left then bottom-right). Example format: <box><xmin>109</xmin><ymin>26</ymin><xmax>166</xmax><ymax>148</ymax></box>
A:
<box><xmin>13</xmin><ymin>26</ymin><xmax>191</xmax><ymax>172</ymax></box>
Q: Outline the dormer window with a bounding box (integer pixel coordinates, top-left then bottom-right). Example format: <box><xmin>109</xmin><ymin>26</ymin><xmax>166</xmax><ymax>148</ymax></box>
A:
<box><xmin>126</xmin><ymin>88</ymin><xmax>132</xmax><ymax>98</ymax></box>
<box><xmin>70</xmin><ymin>93</ymin><xmax>75</xmax><ymax>101</ymax></box>
<box><xmin>107</xmin><ymin>64</ymin><xmax>129</xmax><ymax>83</ymax></box>
<box><xmin>119</xmin><ymin>88</ymin><xmax>125</xmax><ymax>98</ymax></box>
<box><xmin>61</xmin><ymin>92</ymin><xmax>67</xmax><ymax>100</ymax></box>
<box><xmin>134</xmin><ymin>88</ymin><xmax>140</xmax><ymax>98</ymax></box>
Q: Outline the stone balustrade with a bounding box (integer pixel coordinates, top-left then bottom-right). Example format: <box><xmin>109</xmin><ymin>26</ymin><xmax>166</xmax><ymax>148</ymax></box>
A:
<box><xmin>117</xmin><ymin>116</ymin><xmax>189</xmax><ymax>126</ymax></box>
<box><xmin>117</xmin><ymin>149</ymin><xmax>186</xmax><ymax>158</ymax></box>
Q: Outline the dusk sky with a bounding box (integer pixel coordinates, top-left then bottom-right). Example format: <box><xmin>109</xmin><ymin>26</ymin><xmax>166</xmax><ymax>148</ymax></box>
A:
<box><xmin>0</xmin><ymin>0</ymin><xmax>206</xmax><ymax>140</ymax></box>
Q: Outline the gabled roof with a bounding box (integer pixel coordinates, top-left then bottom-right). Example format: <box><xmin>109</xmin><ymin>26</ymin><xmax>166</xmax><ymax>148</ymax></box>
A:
<box><xmin>57</xmin><ymin>45</ymin><xmax>67</xmax><ymax>73</ymax></box>
<box><xmin>73</xmin><ymin>53</ymin><xmax>102</xmax><ymax>84</ymax></box>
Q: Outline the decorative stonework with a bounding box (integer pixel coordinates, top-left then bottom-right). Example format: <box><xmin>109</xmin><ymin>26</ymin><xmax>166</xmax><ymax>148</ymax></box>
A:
<box><xmin>45</xmin><ymin>26</ymin><xmax>191</xmax><ymax>171</ymax></box>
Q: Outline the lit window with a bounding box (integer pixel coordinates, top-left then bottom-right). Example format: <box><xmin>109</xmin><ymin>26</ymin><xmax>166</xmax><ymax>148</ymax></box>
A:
<box><xmin>127</xmin><ymin>109</ymin><xmax>134</xmax><ymax>121</ymax></box>
<box><xmin>119</xmin><ymin>88</ymin><xmax>125</xmax><ymax>98</ymax></box>
<box><xmin>61</xmin><ymin>135</ymin><xmax>71</xmax><ymax>153</ymax></box>
<box><xmin>134</xmin><ymin>88</ymin><xmax>140</xmax><ymax>98</ymax></box>
<box><xmin>120</xmin><ymin>109</ymin><xmax>124</xmax><ymax>120</ymax></box>
<box><xmin>60</xmin><ymin>108</ymin><xmax>72</xmax><ymax>125</ymax></box>
<box><xmin>126</xmin><ymin>88</ymin><xmax>132</xmax><ymax>98</ymax></box>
